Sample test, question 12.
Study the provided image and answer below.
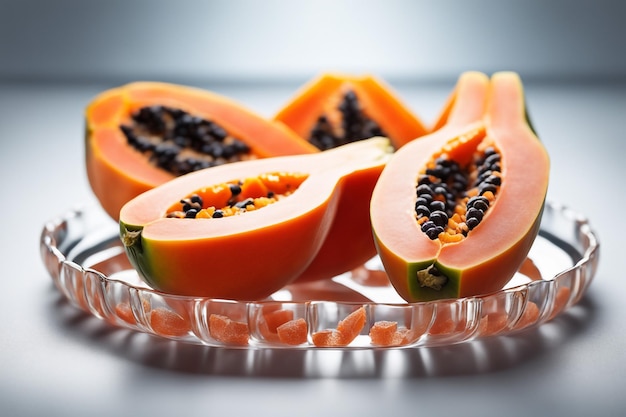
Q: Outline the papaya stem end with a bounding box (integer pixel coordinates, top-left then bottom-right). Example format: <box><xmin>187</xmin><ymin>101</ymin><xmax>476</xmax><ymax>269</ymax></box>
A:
<box><xmin>416</xmin><ymin>267</ymin><xmax>448</xmax><ymax>291</ymax></box>
<box><xmin>121</xmin><ymin>227</ymin><xmax>142</xmax><ymax>248</ymax></box>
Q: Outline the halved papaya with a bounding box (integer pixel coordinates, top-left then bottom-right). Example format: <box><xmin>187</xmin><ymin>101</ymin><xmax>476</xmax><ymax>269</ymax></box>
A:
<box><xmin>370</xmin><ymin>72</ymin><xmax>549</xmax><ymax>302</ymax></box>
<box><xmin>291</xmin><ymin>71</ymin><xmax>489</xmax><ymax>283</ymax></box>
<box><xmin>119</xmin><ymin>137</ymin><xmax>392</xmax><ymax>300</ymax></box>
<box><xmin>273</xmin><ymin>73</ymin><xmax>429</xmax><ymax>150</ymax></box>
<box><xmin>86</xmin><ymin>81</ymin><xmax>317</xmax><ymax>220</ymax></box>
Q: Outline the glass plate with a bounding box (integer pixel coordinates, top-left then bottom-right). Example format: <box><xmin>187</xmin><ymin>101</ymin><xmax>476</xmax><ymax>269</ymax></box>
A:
<box><xmin>40</xmin><ymin>201</ymin><xmax>599</xmax><ymax>349</ymax></box>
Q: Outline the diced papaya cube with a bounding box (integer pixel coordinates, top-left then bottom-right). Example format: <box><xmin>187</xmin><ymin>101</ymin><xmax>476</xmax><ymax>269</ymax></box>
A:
<box><xmin>277</xmin><ymin>318</ymin><xmax>308</xmax><ymax>345</ymax></box>
<box><xmin>259</xmin><ymin>308</ymin><xmax>294</xmax><ymax>342</ymax></box>
<box><xmin>312</xmin><ymin>306</ymin><xmax>367</xmax><ymax>347</ymax></box>
<box><xmin>264</xmin><ymin>309</ymin><xmax>294</xmax><ymax>333</ymax></box>
<box><xmin>115</xmin><ymin>302</ymin><xmax>135</xmax><ymax>325</ymax></box>
<box><xmin>479</xmin><ymin>312</ymin><xmax>509</xmax><ymax>336</ymax></box>
<box><xmin>209</xmin><ymin>314</ymin><xmax>249</xmax><ymax>346</ymax></box>
<box><xmin>336</xmin><ymin>306</ymin><xmax>366</xmax><ymax>343</ymax></box>
<box><xmin>369</xmin><ymin>320</ymin><xmax>398</xmax><ymax>346</ymax></box>
<box><xmin>115</xmin><ymin>298</ymin><xmax>150</xmax><ymax>325</ymax></box>
<box><xmin>514</xmin><ymin>302</ymin><xmax>540</xmax><ymax>330</ymax></box>
<box><xmin>370</xmin><ymin>321</ymin><xmax>414</xmax><ymax>346</ymax></box>
<box><xmin>429</xmin><ymin>318</ymin><xmax>456</xmax><ymax>335</ymax></box>
<box><xmin>311</xmin><ymin>329</ymin><xmax>346</xmax><ymax>347</ymax></box>
<box><xmin>549</xmin><ymin>287</ymin><xmax>571</xmax><ymax>320</ymax></box>
<box><xmin>150</xmin><ymin>307</ymin><xmax>191</xmax><ymax>337</ymax></box>
<box><xmin>394</xmin><ymin>327</ymin><xmax>414</xmax><ymax>345</ymax></box>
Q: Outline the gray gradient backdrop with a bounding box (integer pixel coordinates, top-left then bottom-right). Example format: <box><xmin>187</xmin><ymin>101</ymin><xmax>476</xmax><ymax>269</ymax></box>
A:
<box><xmin>1</xmin><ymin>0</ymin><xmax>625</xmax><ymax>84</ymax></box>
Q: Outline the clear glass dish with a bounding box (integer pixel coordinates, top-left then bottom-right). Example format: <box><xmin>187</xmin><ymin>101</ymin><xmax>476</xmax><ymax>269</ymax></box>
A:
<box><xmin>40</xmin><ymin>201</ymin><xmax>599</xmax><ymax>349</ymax></box>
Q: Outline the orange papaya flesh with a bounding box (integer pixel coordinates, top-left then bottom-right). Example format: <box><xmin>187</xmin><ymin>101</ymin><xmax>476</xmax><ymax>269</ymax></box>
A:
<box><xmin>371</xmin><ymin>72</ymin><xmax>549</xmax><ymax>302</ymax></box>
<box><xmin>273</xmin><ymin>73</ymin><xmax>429</xmax><ymax>150</ymax></box>
<box><xmin>164</xmin><ymin>172</ymin><xmax>308</xmax><ymax>219</ymax></box>
<box><xmin>120</xmin><ymin>137</ymin><xmax>392</xmax><ymax>300</ymax></box>
<box><xmin>85</xmin><ymin>81</ymin><xmax>317</xmax><ymax>220</ymax></box>
<box><xmin>291</xmin><ymin>160</ymin><xmax>383</xmax><ymax>283</ymax></box>
<box><xmin>276</xmin><ymin>318</ymin><xmax>308</xmax><ymax>345</ymax></box>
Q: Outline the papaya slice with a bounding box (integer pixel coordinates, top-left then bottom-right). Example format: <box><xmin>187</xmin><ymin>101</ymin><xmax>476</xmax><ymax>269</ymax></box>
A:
<box><xmin>371</xmin><ymin>72</ymin><xmax>549</xmax><ymax>302</ymax></box>
<box><xmin>273</xmin><ymin>73</ymin><xmax>428</xmax><ymax>150</ymax></box>
<box><xmin>119</xmin><ymin>137</ymin><xmax>392</xmax><ymax>300</ymax></box>
<box><xmin>276</xmin><ymin>319</ymin><xmax>308</xmax><ymax>345</ymax></box>
<box><xmin>86</xmin><ymin>81</ymin><xmax>317</xmax><ymax>220</ymax></box>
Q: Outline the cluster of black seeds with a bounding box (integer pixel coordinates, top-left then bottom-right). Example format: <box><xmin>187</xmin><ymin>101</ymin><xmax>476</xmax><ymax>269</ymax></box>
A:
<box><xmin>415</xmin><ymin>146</ymin><xmax>502</xmax><ymax>240</ymax></box>
<box><xmin>167</xmin><ymin>181</ymin><xmax>277</xmax><ymax>219</ymax></box>
<box><xmin>177</xmin><ymin>194</ymin><xmax>203</xmax><ymax>218</ymax></box>
<box><xmin>472</xmin><ymin>147</ymin><xmax>501</xmax><ymax>194</ymax></box>
<box><xmin>120</xmin><ymin>105</ymin><xmax>251</xmax><ymax>176</ymax></box>
<box><xmin>415</xmin><ymin>158</ymin><xmax>468</xmax><ymax>239</ymax></box>
<box><xmin>309</xmin><ymin>90</ymin><xmax>386</xmax><ymax>151</ymax></box>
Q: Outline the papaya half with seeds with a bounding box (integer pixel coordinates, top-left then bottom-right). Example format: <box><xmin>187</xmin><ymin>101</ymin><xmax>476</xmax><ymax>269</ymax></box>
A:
<box><xmin>370</xmin><ymin>72</ymin><xmax>549</xmax><ymax>302</ymax></box>
<box><xmin>86</xmin><ymin>81</ymin><xmax>317</xmax><ymax>220</ymax></box>
<box><xmin>273</xmin><ymin>73</ymin><xmax>429</xmax><ymax>150</ymax></box>
<box><xmin>119</xmin><ymin>137</ymin><xmax>392</xmax><ymax>300</ymax></box>
<box><xmin>292</xmin><ymin>71</ymin><xmax>490</xmax><ymax>283</ymax></box>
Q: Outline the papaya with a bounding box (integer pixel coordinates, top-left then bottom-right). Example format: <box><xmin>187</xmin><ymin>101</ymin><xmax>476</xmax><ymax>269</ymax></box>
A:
<box><xmin>119</xmin><ymin>137</ymin><xmax>392</xmax><ymax>300</ymax></box>
<box><xmin>291</xmin><ymin>71</ymin><xmax>490</xmax><ymax>283</ymax></box>
<box><xmin>273</xmin><ymin>73</ymin><xmax>429</xmax><ymax>150</ymax></box>
<box><xmin>370</xmin><ymin>72</ymin><xmax>549</xmax><ymax>302</ymax></box>
<box><xmin>85</xmin><ymin>81</ymin><xmax>317</xmax><ymax>220</ymax></box>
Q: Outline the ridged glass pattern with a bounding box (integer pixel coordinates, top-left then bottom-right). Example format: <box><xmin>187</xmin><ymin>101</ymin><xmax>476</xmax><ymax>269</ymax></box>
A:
<box><xmin>40</xmin><ymin>201</ymin><xmax>599</xmax><ymax>349</ymax></box>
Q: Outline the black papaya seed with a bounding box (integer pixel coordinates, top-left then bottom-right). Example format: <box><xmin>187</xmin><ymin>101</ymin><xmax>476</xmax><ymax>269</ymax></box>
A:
<box><xmin>429</xmin><ymin>200</ymin><xmax>446</xmax><ymax>212</ymax></box>
<box><xmin>415</xmin><ymin>204</ymin><xmax>431</xmax><ymax>218</ymax></box>
<box><xmin>467</xmin><ymin>207</ymin><xmax>484</xmax><ymax>222</ymax></box>
<box><xmin>229</xmin><ymin>183</ymin><xmax>242</xmax><ymax>197</ymax></box>
<box><xmin>421</xmin><ymin>221</ymin><xmax>436</xmax><ymax>232</ymax></box>
<box><xmin>479</xmin><ymin>184</ymin><xmax>498</xmax><ymax>195</ymax></box>
<box><xmin>425</xmin><ymin>226</ymin><xmax>444</xmax><ymax>240</ymax></box>
<box><xmin>466</xmin><ymin>217</ymin><xmax>480</xmax><ymax>230</ymax></box>
<box><xmin>429</xmin><ymin>210</ymin><xmax>448</xmax><ymax>227</ymax></box>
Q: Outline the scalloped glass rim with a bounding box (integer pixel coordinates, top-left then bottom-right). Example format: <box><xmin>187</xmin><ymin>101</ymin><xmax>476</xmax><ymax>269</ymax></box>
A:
<box><xmin>40</xmin><ymin>201</ymin><xmax>599</xmax><ymax>349</ymax></box>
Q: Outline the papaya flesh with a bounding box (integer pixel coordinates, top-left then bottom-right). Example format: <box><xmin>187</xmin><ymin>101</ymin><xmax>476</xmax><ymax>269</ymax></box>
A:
<box><xmin>86</xmin><ymin>81</ymin><xmax>317</xmax><ymax>220</ymax></box>
<box><xmin>291</xmin><ymin>156</ymin><xmax>383</xmax><ymax>283</ymax></box>
<box><xmin>371</xmin><ymin>72</ymin><xmax>549</xmax><ymax>302</ymax></box>
<box><xmin>119</xmin><ymin>137</ymin><xmax>392</xmax><ymax>300</ymax></box>
<box><xmin>273</xmin><ymin>73</ymin><xmax>429</xmax><ymax>150</ymax></box>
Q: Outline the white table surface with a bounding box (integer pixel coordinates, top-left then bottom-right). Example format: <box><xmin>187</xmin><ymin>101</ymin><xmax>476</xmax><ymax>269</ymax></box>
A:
<box><xmin>0</xmin><ymin>79</ymin><xmax>623</xmax><ymax>417</ymax></box>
